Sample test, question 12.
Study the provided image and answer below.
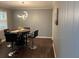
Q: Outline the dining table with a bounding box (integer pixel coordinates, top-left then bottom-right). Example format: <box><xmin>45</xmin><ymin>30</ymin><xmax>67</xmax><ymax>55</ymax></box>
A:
<box><xmin>10</xmin><ymin>28</ymin><xmax>30</xmax><ymax>46</ymax></box>
<box><xmin>10</xmin><ymin>28</ymin><xmax>30</xmax><ymax>33</ymax></box>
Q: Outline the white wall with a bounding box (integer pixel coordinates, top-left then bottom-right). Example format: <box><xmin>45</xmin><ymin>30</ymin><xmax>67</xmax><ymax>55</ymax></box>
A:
<box><xmin>7</xmin><ymin>9</ymin><xmax>14</xmax><ymax>29</ymax></box>
<box><xmin>13</xmin><ymin>9</ymin><xmax>52</xmax><ymax>37</ymax></box>
<box><xmin>58</xmin><ymin>2</ymin><xmax>75</xmax><ymax>57</ymax></box>
<box><xmin>52</xmin><ymin>7</ymin><xmax>60</xmax><ymax>57</ymax></box>
<box><xmin>53</xmin><ymin>1</ymin><xmax>79</xmax><ymax>57</ymax></box>
<box><xmin>73</xmin><ymin>2</ymin><xmax>79</xmax><ymax>57</ymax></box>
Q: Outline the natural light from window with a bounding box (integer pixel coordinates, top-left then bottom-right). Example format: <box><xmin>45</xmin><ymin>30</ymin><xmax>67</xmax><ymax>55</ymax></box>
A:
<box><xmin>0</xmin><ymin>10</ymin><xmax>7</xmax><ymax>30</ymax></box>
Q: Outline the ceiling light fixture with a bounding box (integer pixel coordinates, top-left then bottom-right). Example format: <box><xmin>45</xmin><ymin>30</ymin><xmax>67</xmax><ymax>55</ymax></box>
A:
<box><xmin>21</xmin><ymin>1</ymin><xmax>24</xmax><ymax>4</ymax></box>
<box><xmin>17</xmin><ymin>11</ymin><xmax>28</xmax><ymax>20</ymax></box>
<box><xmin>19</xmin><ymin>1</ymin><xmax>25</xmax><ymax>4</ymax></box>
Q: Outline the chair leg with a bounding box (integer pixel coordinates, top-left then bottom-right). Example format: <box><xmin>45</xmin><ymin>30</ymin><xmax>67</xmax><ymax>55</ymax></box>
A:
<box><xmin>7</xmin><ymin>43</ymin><xmax>11</xmax><ymax>48</ymax></box>
<box><xmin>8</xmin><ymin>51</ymin><xmax>16</xmax><ymax>57</ymax></box>
<box><xmin>30</xmin><ymin>38</ymin><xmax>37</xmax><ymax>49</ymax></box>
<box><xmin>8</xmin><ymin>42</ymin><xmax>16</xmax><ymax>57</ymax></box>
<box><xmin>11</xmin><ymin>42</ymin><xmax>13</xmax><ymax>49</ymax></box>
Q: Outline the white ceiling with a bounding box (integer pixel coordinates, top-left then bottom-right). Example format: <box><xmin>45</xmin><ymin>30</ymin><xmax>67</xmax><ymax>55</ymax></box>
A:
<box><xmin>0</xmin><ymin>1</ymin><xmax>54</xmax><ymax>9</ymax></box>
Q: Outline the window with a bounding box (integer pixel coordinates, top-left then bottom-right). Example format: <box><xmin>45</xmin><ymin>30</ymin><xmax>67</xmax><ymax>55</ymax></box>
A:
<box><xmin>0</xmin><ymin>10</ymin><xmax>7</xmax><ymax>30</ymax></box>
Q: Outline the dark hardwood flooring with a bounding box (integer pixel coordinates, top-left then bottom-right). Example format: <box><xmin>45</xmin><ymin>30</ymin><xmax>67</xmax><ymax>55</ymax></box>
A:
<box><xmin>0</xmin><ymin>38</ymin><xmax>54</xmax><ymax>58</ymax></box>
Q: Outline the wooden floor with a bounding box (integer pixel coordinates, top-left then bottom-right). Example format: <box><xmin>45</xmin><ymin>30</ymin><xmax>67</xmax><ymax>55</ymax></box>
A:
<box><xmin>0</xmin><ymin>38</ymin><xmax>54</xmax><ymax>58</ymax></box>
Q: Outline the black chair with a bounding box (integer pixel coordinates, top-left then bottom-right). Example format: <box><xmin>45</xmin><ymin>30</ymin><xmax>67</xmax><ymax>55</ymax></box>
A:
<box><xmin>4</xmin><ymin>29</ymin><xmax>9</xmax><ymax>33</ymax></box>
<box><xmin>20</xmin><ymin>31</ymin><xmax>30</xmax><ymax>47</ymax></box>
<box><xmin>4</xmin><ymin>29</ymin><xmax>29</xmax><ymax>56</ymax></box>
<box><xmin>4</xmin><ymin>29</ymin><xmax>18</xmax><ymax>56</ymax></box>
<box><xmin>28</xmin><ymin>30</ymin><xmax>39</xmax><ymax>49</ymax></box>
<box><xmin>24</xmin><ymin>27</ymin><xmax>30</xmax><ymax>30</ymax></box>
<box><xmin>4</xmin><ymin>29</ymin><xmax>11</xmax><ymax>47</ymax></box>
<box><xmin>15</xmin><ymin>32</ymin><xmax>25</xmax><ymax>47</ymax></box>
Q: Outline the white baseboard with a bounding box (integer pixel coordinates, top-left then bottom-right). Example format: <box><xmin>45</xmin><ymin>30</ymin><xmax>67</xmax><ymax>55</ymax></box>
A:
<box><xmin>36</xmin><ymin>36</ymin><xmax>52</xmax><ymax>39</ymax></box>
<box><xmin>52</xmin><ymin>41</ymin><xmax>56</xmax><ymax>58</ymax></box>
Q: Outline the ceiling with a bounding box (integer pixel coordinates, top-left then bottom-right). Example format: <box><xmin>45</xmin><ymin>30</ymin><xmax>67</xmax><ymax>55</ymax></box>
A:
<box><xmin>0</xmin><ymin>1</ymin><xmax>54</xmax><ymax>9</ymax></box>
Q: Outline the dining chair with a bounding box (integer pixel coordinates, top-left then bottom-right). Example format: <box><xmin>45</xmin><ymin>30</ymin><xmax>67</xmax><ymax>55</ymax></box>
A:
<box><xmin>27</xmin><ymin>30</ymin><xmax>39</xmax><ymax>49</ymax></box>
<box><xmin>15</xmin><ymin>32</ymin><xmax>25</xmax><ymax>46</ymax></box>
<box><xmin>20</xmin><ymin>31</ymin><xmax>30</xmax><ymax>47</ymax></box>
<box><xmin>4</xmin><ymin>29</ymin><xmax>29</xmax><ymax>56</ymax></box>
<box><xmin>4</xmin><ymin>29</ymin><xmax>9</xmax><ymax>33</ymax></box>
<box><xmin>4</xmin><ymin>30</ymin><xmax>18</xmax><ymax>56</ymax></box>
<box><xmin>24</xmin><ymin>27</ymin><xmax>30</xmax><ymax>43</ymax></box>
<box><xmin>24</xmin><ymin>27</ymin><xmax>30</xmax><ymax>30</ymax></box>
<box><xmin>4</xmin><ymin>29</ymin><xmax>11</xmax><ymax>47</ymax></box>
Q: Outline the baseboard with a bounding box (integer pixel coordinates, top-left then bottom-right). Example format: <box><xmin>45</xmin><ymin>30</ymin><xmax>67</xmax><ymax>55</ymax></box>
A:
<box><xmin>36</xmin><ymin>36</ymin><xmax>52</xmax><ymax>39</ymax></box>
<box><xmin>52</xmin><ymin>41</ymin><xmax>56</xmax><ymax>58</ymax></box>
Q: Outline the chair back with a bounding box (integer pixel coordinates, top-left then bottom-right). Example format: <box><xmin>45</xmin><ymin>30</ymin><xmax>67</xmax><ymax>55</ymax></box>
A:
<box><xmin>4</xmin><ymin>32</ymin><xmax>17</xmax><ymax>42</ymax></box>
<box><xmin>15</xmin><ymin>32</ymin><xmax>25</xmax><ymax>46</ymax></box>
<box><xmin>4</xmin><ymin>29</ymin><xmax>9</xmax><ymax>33</ymax></box>
<box><xmin>24</xmin><ymin>27</ymin><xmax>30</xmax><ymax>29</ymax></box>
<box><xmin>34</xmin><ymin>30</ymin><xmax>39</xmax><ymax>38</ymax></box>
